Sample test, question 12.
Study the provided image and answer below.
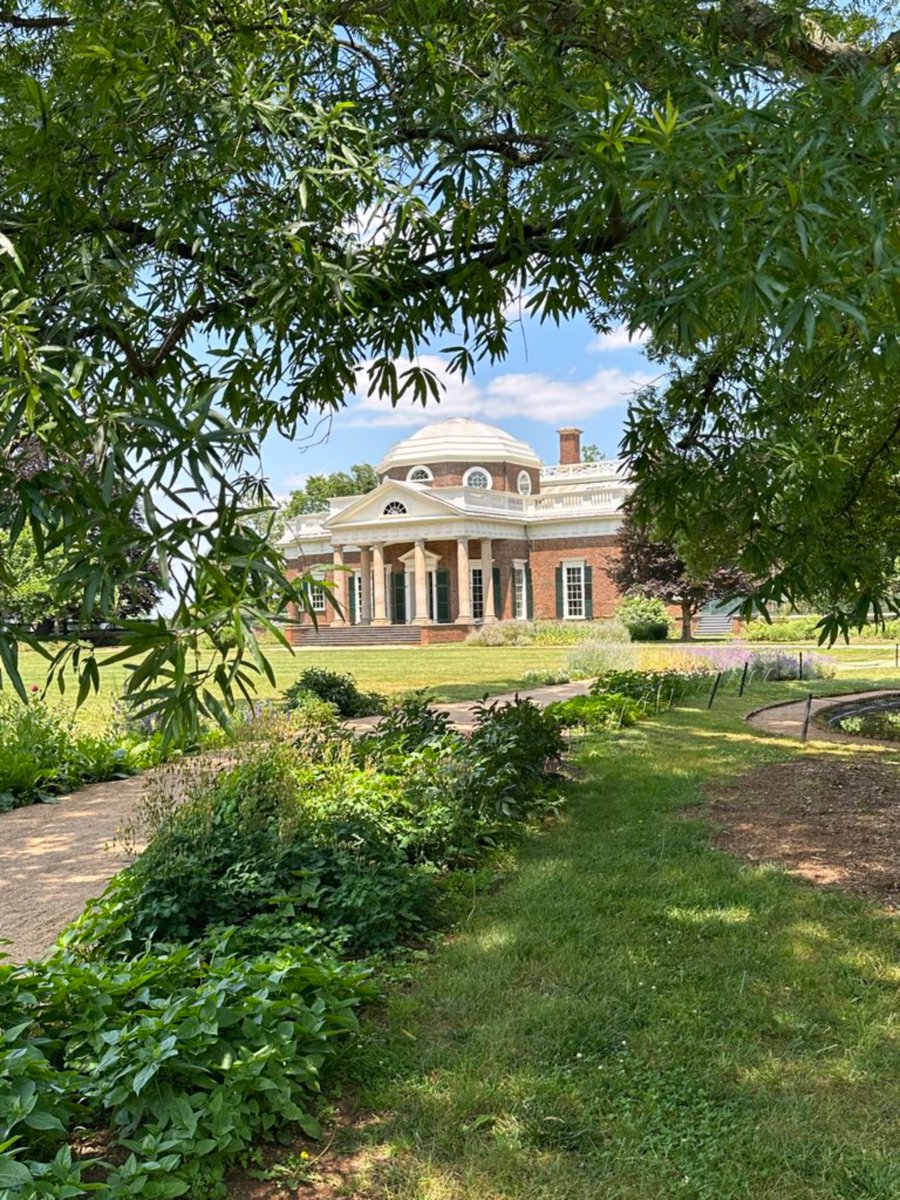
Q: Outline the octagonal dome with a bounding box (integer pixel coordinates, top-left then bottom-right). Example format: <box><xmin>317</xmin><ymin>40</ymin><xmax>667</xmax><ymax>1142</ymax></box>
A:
<box><xmin>377</xmin><ymin>418</ymin><xmax>541</xmax><ymax>473</ymax></box>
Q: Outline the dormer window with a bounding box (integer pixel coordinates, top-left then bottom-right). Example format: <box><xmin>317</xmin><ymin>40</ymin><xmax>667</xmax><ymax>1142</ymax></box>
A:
<box><xmin>464</xmin><ymin>467</ymin><xmax>491</xmax><ymax>490</ymax></box>
<box><xmin>517</xmin><ymin>470</ymin><xmax>533</xmax><ymax>496</ymax></box>
<box><xmin>383</xmin><ymin>500</ymin><xmax>407</xmax><ymax>515</ymax></box>
<box><xmin>407</xmin><ymin>465</ymin><xmax>433</xmax><ymax>483</ymax></box>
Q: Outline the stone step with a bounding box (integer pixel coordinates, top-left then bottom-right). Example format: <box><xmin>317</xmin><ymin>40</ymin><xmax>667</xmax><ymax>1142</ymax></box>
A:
<box><xmin>288</xmin><ymin>624</ymin><xmax>423</xmax><ymax>646</ymax></box>
<box><xmin>695</xmin><ymin>614</ymin><xmax>735</xmax><ymax>636</ymax></box>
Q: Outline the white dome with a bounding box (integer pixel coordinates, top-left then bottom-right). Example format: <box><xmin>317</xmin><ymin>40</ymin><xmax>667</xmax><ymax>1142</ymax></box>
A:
<box><xmin>377</xmin><ymin>418</ymin><xmax>541</xmax><ymax>472</ymax></box>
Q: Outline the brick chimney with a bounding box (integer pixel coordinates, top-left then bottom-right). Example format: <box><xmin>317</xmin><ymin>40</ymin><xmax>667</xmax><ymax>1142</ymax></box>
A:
<box><xmin>557</xmin><ymin>427</ymin><xmax>582</xmax><ymax>465</ymax></box>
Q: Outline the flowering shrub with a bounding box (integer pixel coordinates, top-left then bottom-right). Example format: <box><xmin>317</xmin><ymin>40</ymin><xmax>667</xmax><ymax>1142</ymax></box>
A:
<box><xmin>520</xmin><ymin>668</ymin><xmax>572</xmax><ymax>687</ymax></box>
<box><xmin>467</xmin><ymin>619</ymin><xmax>630</xmax><ymax>646</ymax></box>
<box><xmin>564</xmin><ymin>639</ymin><xmax>637</xmax><ymax>679</ymax></box>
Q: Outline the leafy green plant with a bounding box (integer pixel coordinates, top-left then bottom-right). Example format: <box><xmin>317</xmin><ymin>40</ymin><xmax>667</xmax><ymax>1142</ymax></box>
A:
<box><xmin>284</xmin><ymin>669</ymin><xmax>384</xmax><ymax>718</ymax></box>
<box><xmin>616</xmin><ymin>595</ymin><xmax>672</xmax><ymax>641</ymax></box>
<box><xmin>0</xmin><ymin>936</ymin><xmax>367</xmax><ymax>1198</ymax></box>
<box><xmin>0</xmin><ymin>696</ymin><xmax>134</xmax><ymax>810</ymax></box>
<box><xmin>362</xmin><ymin>691</ymin><xmax>453</xmax><ymax>754</ymax></box>
<box><xmin>591</xmin><ymin>667</ymin><xmax>712</xmax><ymax>705</ymax></box>
<box><xmin>545</xmin><ymin>693</ymin><xmax>645</xmax><ymax>730</ymax></box>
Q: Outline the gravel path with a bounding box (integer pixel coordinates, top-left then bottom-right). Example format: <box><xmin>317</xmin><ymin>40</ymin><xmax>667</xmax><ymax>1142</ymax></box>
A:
<box><xmin>0</xmin><ymin>775</ymin><xmax>149</xmax><ymax>965</ymax></box>
<box><xmin>746</xmin><ymin>688</ymin><xmax>900</xmax><ymax>743</ymax></box>
<box><xmin>0</xmin><ymin>681</ymin><xmax>593</xmax><ymax>965</ymax></box>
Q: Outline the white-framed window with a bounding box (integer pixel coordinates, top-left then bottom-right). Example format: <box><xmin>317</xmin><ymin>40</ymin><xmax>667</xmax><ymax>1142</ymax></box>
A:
<box><xmin>310</xmin><ymin>585</ymin><xmax>327</xmax><ymax>613</ymax></box>
<box><xmin>512</xmin><ymin>564</ymin><xmax>528</xmax><ymax>618</ymax></box>
<box><xmin>383</xmin><ymin>500</ymin><xmax>408</xmax><ymax>515</ymax></box>
<box><xmin>407</xmin><ymin>465</ymin><xmax>433</xmax><ymax>483</ymax></box>
<box><xmin>517</xmin><ymin>470</ymin><xmax>533</xmax><ymax>496</ymax></box>
<box><xmin>351</xmin><ymin>574</ymin><xmax>362</xmax><ymax>623</ymax></box>
<box><xmin>563</xmin><ymin>561</ymin><xmax>585</xmax><ymax>619</ymax></box>
<box><xmin>464</xmin><ymin>466</ymin><xmax>492</xmax><ymax>490</ymax></box>
<box><xmin>470</xmin><ymin>567</ymin><xmax>485</xmax><ymax>621</ymax></box>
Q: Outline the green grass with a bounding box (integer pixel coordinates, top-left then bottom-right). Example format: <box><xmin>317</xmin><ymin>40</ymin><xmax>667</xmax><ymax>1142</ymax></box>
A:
<box><xmin>9</xmin><ymin>644</ymin><xmax>575</xmax><ymax>731</ymax></box>
<box><xmin>12</xmin><ymin>638</ymin><xmax>900</xmax><ymax>734</ymax></box>
<box><xmin>328</xmin><ymin>678</ymin><xmax>900</xmax><ymax>1200</ymax></box>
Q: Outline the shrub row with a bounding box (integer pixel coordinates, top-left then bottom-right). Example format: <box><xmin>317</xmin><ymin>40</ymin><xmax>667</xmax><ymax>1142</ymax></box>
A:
<box><xmin>745</xmin><ymin>615</ymin><xmax>900</xmax><ymax>642</ymax></box>
<box><xmin>1</xmin><ymin>691</ymin><xmax>565</xmax><ymax>1199</ymax></box>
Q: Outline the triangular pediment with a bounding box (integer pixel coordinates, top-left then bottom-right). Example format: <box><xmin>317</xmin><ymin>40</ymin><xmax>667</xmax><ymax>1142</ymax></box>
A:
<box><xmin>324</xmin><ymin>480</ymin><xmax>463</xmax><ymax>528</ymax></box>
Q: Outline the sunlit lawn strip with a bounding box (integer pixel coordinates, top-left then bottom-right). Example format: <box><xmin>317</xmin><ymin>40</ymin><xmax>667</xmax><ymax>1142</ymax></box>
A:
<box><xmin>336</xmin><ymin>680</ymin><xmax>900</xmax><ymax>1200</ymax></box>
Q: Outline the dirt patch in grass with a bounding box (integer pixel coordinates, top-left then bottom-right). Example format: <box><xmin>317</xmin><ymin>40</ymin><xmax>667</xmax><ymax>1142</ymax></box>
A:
<box><xmin>226</xmin><ymin>1109</ymin><xmax>386</xmax><ymax>1200</ymax></box>
<box><xmin>705</xmin><ymin>755</ymin><xmax>900</xmax><ymax>911</ymax></box>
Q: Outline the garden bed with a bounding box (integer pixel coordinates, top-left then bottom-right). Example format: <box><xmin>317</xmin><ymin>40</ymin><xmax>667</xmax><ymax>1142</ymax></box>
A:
<box><xmin>706</xmin><ymin>756</ymin><xmax>900</xmax><ymax>910</ymax></box>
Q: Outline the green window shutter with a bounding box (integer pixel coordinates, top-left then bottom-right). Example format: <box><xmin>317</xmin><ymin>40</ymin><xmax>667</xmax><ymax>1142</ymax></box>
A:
<box><xmin>509</xmin><ymin>567</ymin><xmax>516</xmax><ymax>618</ymax></box>
<box><xmin>492</xmin><ymin>566</ymin><xmax>502</xmax><ymax>619</ymax></box>
<box><xmin>555</xmin><ymin>565</ymin><xmax>564</xmax><ymax>618</ymax></box>
<box><xmin>392</xmin><ymin>572</ymin><xmax>406</xmax><ymax>624</ymax></box>
<box><xmin>584</xmin><ymin>565</ymin><xmax>594</xmax><ymax>619</ymax></box>
<box><xmin>435</xmin><ymin>568</ymin><xmax>451</xmax><ymax>623</ymax></box>
<box><xmin>348</xmin><ymin>575</ymin><xmax>357</xmax><ymax>624</ymax></box>
<box><xmin>524</xmin><ymin>565</ymin><xmax>534</xmax><ymax>619</ymax></box>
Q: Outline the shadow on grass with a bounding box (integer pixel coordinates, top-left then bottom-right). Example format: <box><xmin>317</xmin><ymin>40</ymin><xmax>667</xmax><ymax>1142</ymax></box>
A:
<box><xmin>334</xmin><ymin>695</ymin><xmax>900</xmax><ymax>1200</ymax></box>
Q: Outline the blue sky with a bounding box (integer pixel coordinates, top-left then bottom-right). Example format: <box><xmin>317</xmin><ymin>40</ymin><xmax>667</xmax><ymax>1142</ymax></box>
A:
<box><xmin>260</xmin><ymin>313</ymin><xmax>659</xmax><ymax>498</ymax></box>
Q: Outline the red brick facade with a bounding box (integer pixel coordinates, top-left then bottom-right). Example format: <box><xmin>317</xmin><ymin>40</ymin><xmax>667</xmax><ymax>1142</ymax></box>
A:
<box><xmin>383</xmin><ymin>461</ymin><xmax>540</xmax><ymax>495</ymax></box>
<box><xmin>287</xmin><ymin>535</ymin><xmax>622</xmax><ymax>625</ymax></box>
<box><xmin>529</xmin><ymin>535</ymin><xmax>620</xmax><ymax>619</ymax></box>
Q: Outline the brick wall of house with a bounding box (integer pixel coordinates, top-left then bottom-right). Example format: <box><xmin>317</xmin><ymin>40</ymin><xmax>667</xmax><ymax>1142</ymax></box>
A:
<box><xmin>529</xmin><ymin>535</ymin><xmax>621</xmax><ymax>619</ymax></box>
<box><xmin>286</xmin><ymin>533</ymin><xmax>624</xmax><ymax>626</ymax></box>
<box><xmin>383</xmin><ymin>461</ymin><xmax>541</xmax><ymax>494</ymax></box>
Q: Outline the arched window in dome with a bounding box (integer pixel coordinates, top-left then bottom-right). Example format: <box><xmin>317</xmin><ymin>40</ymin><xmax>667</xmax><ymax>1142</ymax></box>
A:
<box><xmin>407</xmin><ymin>465</ymin><xmax>433</xmax><ymax>483</ymax></box>
<box><xmin>464</xmin><ymin>466</ymin><xmax>492</xmax><ymax>490</ymax></box>
<box><xmin>517</xmin><ymin>470</ymin><xmax>533</xmax><ymax>496</ymax></box>
<box><xmin>383</xmin><ymin>500</ymin><xmax>408</xmax><ymax>515</ymax></box>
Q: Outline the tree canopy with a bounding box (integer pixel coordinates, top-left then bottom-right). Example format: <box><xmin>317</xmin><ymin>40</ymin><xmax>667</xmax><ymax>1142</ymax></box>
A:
<box><xmin>1</xmin><ymin>0</ymin><xmax>898</xmax><ymax>726</ymax></box>
<box><xmin>607</xmin><ymin>506</ymin><xmax>752</xmax><ymax>640</ymax></box>
<box><xmin>282</xmin><ymin>465</ymin><xmax>379</xmax><ymax>519</ymax></box>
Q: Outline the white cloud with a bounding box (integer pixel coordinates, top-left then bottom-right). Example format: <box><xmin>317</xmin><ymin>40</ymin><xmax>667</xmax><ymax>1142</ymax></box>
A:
<box><xmin>346</xmin><ymin>355</ymin><xmax>657</xmax><ymax>428</ymax></box>
<box><xmin>587</xmin><ymin>324</ymin><xmax>650</xmax><ymax>353</ymax></box>
<box><xmin>283</xmin><ymin>473</ymin><xmax>313</xmax><ymax>491</ymax></box>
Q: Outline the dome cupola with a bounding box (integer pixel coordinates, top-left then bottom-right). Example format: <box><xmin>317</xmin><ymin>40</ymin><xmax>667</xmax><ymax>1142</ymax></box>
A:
<box><xmin>377</xmin><ymin>418</ymin><xmax>541</xmax><ymax>473</ymax></box>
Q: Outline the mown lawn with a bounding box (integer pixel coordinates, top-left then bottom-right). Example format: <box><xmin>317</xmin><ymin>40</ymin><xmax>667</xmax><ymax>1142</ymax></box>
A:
<box><xmin>329</xmin><ymin>678</ymin><xmax>900</xmax><ymax>1200</ymax></box>
<box><xmin>10</xmin><ymin>638</ymin><xmax>900</xmax><ymax>732</ymax></box>
<box><xmin>10</xmin><ymin>644</ymin><xmax>573</xmax><ymax>731</ymax></box>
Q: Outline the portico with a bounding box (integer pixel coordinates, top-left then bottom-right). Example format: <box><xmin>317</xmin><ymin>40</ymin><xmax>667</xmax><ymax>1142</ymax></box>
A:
<box><xmin>329</xmin><ymin>533</ymin><xmax>500</xmax><ymax>628</ymax></box>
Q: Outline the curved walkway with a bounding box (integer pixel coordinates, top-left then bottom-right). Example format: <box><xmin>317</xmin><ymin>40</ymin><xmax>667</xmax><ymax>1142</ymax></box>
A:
<box><xmin>747</xmin><ymin>688</ymin><xmax>900</xmax><ymax>743</ymax></box>
<box><xmin>0</xmin><ymin>681</ymin><xmax>592</xmax><ymax>965</ymax></box>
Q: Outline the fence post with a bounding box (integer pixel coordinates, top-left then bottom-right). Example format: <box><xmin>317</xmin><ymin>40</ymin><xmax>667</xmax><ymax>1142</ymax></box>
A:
<box><xmin>738</xmin><ymin>660</ymin><xmax>750</xmax><ymax>696</ymax></box>
<box><xmin>655</xmin><ymin>682</ymin><xmax>663</xmax><ymax>714</ymax></box>
<box><xmin>800</xmin><ymin>692</ymin><xmax>813</xmax><ymax>742</ymax></box>
<box><xmin>798</xmin><ymin>650</ymin><xmax>803</xmax><ymax>681</ymax></box>
<box><xmin>707</xmin><ymin>671</ymin><xmax>722</xmax><ymax>709</ymax></box>
<box><xmin>895</xmin><ymin>642</ymin><xmax>898</xmax><ymax>669</ymax></box>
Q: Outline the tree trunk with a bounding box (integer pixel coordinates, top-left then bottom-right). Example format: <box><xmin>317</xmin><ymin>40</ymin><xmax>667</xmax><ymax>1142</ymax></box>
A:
<box><xmin>681</xmin><ymin>602</ymin><xmax>694</xmax><ymax>641</ymax></box>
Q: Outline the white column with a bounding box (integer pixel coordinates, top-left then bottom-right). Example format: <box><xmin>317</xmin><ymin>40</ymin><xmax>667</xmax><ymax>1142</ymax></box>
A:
<box><xmin>455</xmin><ymin>538</ymin><xmax>472</xmax><ymax>623</ymax></box>
<box><xmin>330</xmin><ymin>546</ymin><xmax>347</xmax><ymax>626</ymax></box>
<box><xmin>371</xmin><ymin>544</ymin><xmax>388</xmax><ymax>625</ymax></box>
<box><xmin>359</xmin><ymin>546</ymin><xmax>372</xmax><ymax>624</ymax></box>
<box><xmin>412</xmin><ymin>538</ymin><xmax>431</xmax><ymax>625</ymax></box>
<box><xmin>481</xmin><ymin>537</ymin><xmax>496</xmax><ymax>622</ymax></box>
